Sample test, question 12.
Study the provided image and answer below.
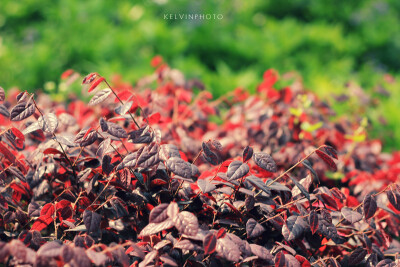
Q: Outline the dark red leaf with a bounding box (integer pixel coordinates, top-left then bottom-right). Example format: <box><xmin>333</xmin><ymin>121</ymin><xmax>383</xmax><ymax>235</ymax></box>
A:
<box><xmin>242</xmin><ymin>146</ymin><xmax>253</xmax><ymax>162</ymax></box>
<box><xmin>315</xmin><ymin>150</ymin><xmax>337</xmax><ymax>171</ymax></box>
<box><xmin>309</xmin><ymin>210</ymin><xmax>319</xmax><ymax>235</ymax></box>
<box><xmin>363</xmin><ymin>193</ymin><xmax>377</xmax><ymax>220</ymax></box>
<box><xmin>386</xmin><ymin>188</ymin><xmax>400</xmax><ymax>211</ymax></box>
<box><xmin>203</xmin><ymin>232</ymin><xmax>217</xmax><ymax>255</ymax></box>
<box><xmin>348</xmin><ymin>247</ymin><xmax>367</xmax><ymax>265</ymax></box>
<box><xmin>274</xmin><ymin>251</ymin><xmax>285</xmax><ymax>267</ymax></box>
<box><xmin>323</xmin><ymin>145</ymin><xmax>338</xmax><ymax>159</ymax></box>
<box><xmin>83</xmin><ymin>210</ymin><xmax>102</xmax><ymax>233</ymax></box>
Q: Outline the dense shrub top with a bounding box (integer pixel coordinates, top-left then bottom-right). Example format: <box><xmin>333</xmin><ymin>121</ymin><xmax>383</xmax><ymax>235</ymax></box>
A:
<box><xmin>0</xmin><ymin>61</ymin><xmax>400</xmax><ymax>266</ymax></box>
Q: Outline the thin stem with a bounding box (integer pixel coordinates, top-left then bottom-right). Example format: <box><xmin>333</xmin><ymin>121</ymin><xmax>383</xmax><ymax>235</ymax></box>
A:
<box><xmin>103</xmin><ymin>80</ymin><xmax>140</xmax><ymax>128</ymax></box>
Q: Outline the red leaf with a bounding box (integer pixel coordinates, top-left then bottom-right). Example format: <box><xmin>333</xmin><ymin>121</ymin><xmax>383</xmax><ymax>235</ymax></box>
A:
<box><xmin>295</xmin><ymin>255</ymin><xmax>311</xmax><ymax>267</ymax></box>
<box><xmin>61</xmin><ymin>69</ymin><xmax>74</xmax><ymax>80</ymax></box>
<box><xmin>216</xmin><ymin>228</ymin><xmax>226</xmax><ymax>239</ymax></box>
<box><xmin>31</xmin><ymin>215</ymin><xmax>53</xmax><ymax>231</ymax></box>
<box><xmin>40</xmin><ymin>203</ymin><xmax>55</xmax><ymax>218</ymax></box>
<box><xmin>43</xmin><ymin>148</ymin><xmax>63</xmax><ymax>155</ymax></box>
<box><xmin>147</xmin><ymin>112</ymin><xmax>161</xmax><ymax>124</ymax></box>
<box><xmin>88</xmin><ymin>77</ymin><xmax>105</xmax><ymax>93</ymax></box>
<box><xmin>11</xmin><ymin>127</ymin><xmax>25</xmax><ymax>141</ymax></box>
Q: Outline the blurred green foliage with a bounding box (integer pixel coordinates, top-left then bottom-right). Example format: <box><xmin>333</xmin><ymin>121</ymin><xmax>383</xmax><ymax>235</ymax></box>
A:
<box><xmin>0</xmin><ymin>0</ymin><xmax>400</xmax><ymax>149</ymax></box>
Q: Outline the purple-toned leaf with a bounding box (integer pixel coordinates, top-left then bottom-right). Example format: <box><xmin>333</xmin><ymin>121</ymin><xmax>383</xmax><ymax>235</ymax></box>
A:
<box><xmin>74</xmin><ymin>127</ymin><xmax>98</xmax><ymax>147</ymax></box>
<box><xmin>72</xmin><ymin>247</ymin><xmax>92</xmax><ymax>267</ymax></box>
<box><xmin>309</xmin><ymin>210</ymin><xmax>319</xmax><ymax>235</ymax></box>
<box><xmin>61</xmin><ymin>245</ymin><xmax>74</xmax><ymax>263</ymax></box>
<box><xmin>139</xmin><ymin>219</ymin><xmax>174</xmax><ymax>237</ymax></box>
<box><xmin>197</xmin><ymin>179</ymin><xmax>217</xmax><ymax>194</ymax></box>
<box><xmin>202</xmin><ymin>142</ymin><xmax>219</xmax><ymax>165</ymax></box>
<box><xmin>167</xmin><ymin>157</ymin><xmax>192</xmax><ymax>179</ymax></box>
<box><xmin>96</xmin><ymin>138</ymin><xmax>111</xmax><ymax>159</ymax></box>
<box><xmin>0</xmin><ymin>87</ymin><xmax>4</xmax><ymax>101</ymax></box>
<box><xmin>28</xmin><ymin>201</ymin><xmax>41</xmax><ymax>217</ymax></box>
<box><xmin>136</xmin><ymin>142</ymin><xmax>159</xmax><ymax>169</ymax></box>
<box><xmin>160</xmin><ymin>255</ymin><xmax>178</xmax><ymax>267</ymax></box>
<box><xmin>282</xmin><ymin>215</ymin><xmax>307</xmax><ymax>241</ymax></box>
<box><xmin>58</xmin><ymin>112</ymin><xmax>77</xmax><ymax>126</ymax></box>
<box><xmin>246</xmin><ymin>218</ymin><xmax>265</xmax><ymax>239</ymax></box>
<box><xmin>99</xmin><ymin>117</ymin><xmax>108</xmax><ymax>131</ymax></box>
<box><xmin>37</xmin><ymin>241</ymin><xmax>62</xmax><ymax>257</ymax></box>
<box><xmin>167</xmin><ymin>202</ymin><xmax>179</xmax><ymax>219</ymax></box>
<box><xmin>88</xmin><ymin>88</ymin><xmax>112</xmax><ymax>106</ymax></box>
<box><xmin>159</xmin><ymin>144</ymin><xmax>180</xmax><ymax>162</ymax></box>
<box><xmin>216</xmin><ymin>237</ymin><xmax>240</xmax><ymax>262</ymax></box>
<box><xmin>246</xmin><ymin>175</ymin><xmax>271</xmax><ymax>195</ymax></box>
<box><xmin>386</xmin><ymin>188</ymin><xmax>400</xmax><ymax>211</ymax></box>
<box><xmin>175</xmin><ymin>239</ymin><xmax>202</xmax><ymax>251</ymax></box>
<box><xmin>119</xmin><ymin>168</ymin><xmax>131</xmax><ymax>188</ymax></box>
<box><xmin>128</xmin><ymin>126</ymin><xmax>153</xmax><ymax>144</ymax></box>
<box><xmin>242</xmin><ymin>146</ymin><xmax>253</xmax><ymax>162</ymax></box>
<box><xmin>107</xmin><ymin>122</ymin><xmax>128</xmax><ymax>138</ymax></box>
<box><xmin>86</xmin><ymin>249</ymin><xmax>109</xmax><ymax>266</ymax></box>
<box><xmin>110</xmin><ymin>197</ymin><xmax>128</xmax><ymax>218</ymax></box>
<box><xmin>10</xmin><ymin>102</ymin><xmax>35</xmax><ymax>121</ymax></box>
<box><xmin>285</xmin><ymin>254</ymin><xmax>301</xmax><ymax>267</ymax></box>
<box><xmin>102</xmin><ymin>155</ymin><xmax>114</xmax><ymax>175</ymax></box>
<box><xmin>38</xmin><ymin>113</ymin><xmax>58</xmax><ymax>133</ymax></box>
<box><xmin>78</xmin><ymin>168</ymin><xmax>92</xmax><ymax>183</ymax></box>
<box><xmin>363</xmin><ymin>193</ymin><xmax>377</xmax><ymax>220</ymax></box>
<box><xmin>250</xmin><ymin>244</ymin><xmax>272</xmax><ymax>261</ymax></box>
<box><xmin>115</xmin><ymin>101</ymin><xmax>133</xmax><ymax>115</ymax></box>
<box><xmin>245</xmin><ymin>195</ymin><xmax>255</xmax><ymax>211</ymax></box>
<box><xmin>7</xmin><ymin>166</ymin><xmax>26</xmax><ymax>182</ymax></box>
<box><xmin>289</xmin><ymin>175</ymin><xmax>310</xmax><ymax>201</ymax></box>
<box><xmin>0</xmin><ymin>104</ymin><xmax>10</xmax><ymax>117</ymax></box>
<box><xmin>227</xmin><ymin>160</ymin><xmax>249</xmax><ymax>180</ymax></box>
<box><xmin>173</xmin><ymin>211</ymin><xmax>199</xmax><ymax>236</ymax></box>
<box><xmin>348</xmin><ymin>247</ymin><xmax>367</xmax><ymax>265</ymax></box>
<box><xmin>302</xmin><ymin>159</ymin><xmax>320</xmax><ymax>184</ymax></box>
<box><xmin>341</xmin><ymin>207</ymin><xmax>363</xmax><ymax>224</ymax></box>
<box><xmin>318</xmin><ymin>193</ymin><xmax>339</xmax><ymax>210</ymax></box>
<box><xmin>331</xmin><ymin>187</ymin><xmax>346</xmax><ymax>200</ymax></box>
<box><xmin>149</xmin><ymin>203</ymin><xmax>169</xmax><ymax>223</ymax></box>
<box><xmin>119</xmin><ymin>151</ymin><xmax>138</xmax><ymax>169</ymax></box>
<box><xmin>203</xmin><ymin>232</ymin><xmax>217</xmax><ymax>255</ymax></box>
<box><xmin>253</xmin><ymin>152</ymin><xmax>277</xmax><ymax>173</ymax></box>
<box><xmin>139</xmin><ymin>250</ymin><xmax>158</xmax><ymax>266</ymax></box>
<box><xmin>83</xmin><ymin>210</ymin><xmax>102</xmax><ymax>233</ymax></box>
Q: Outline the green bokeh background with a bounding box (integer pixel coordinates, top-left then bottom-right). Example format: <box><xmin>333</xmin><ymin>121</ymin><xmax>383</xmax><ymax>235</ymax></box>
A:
<box><xmin>0</xmin><ymin>0</ymin><xmax>399</xmax><ymax>149</ymax></box>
